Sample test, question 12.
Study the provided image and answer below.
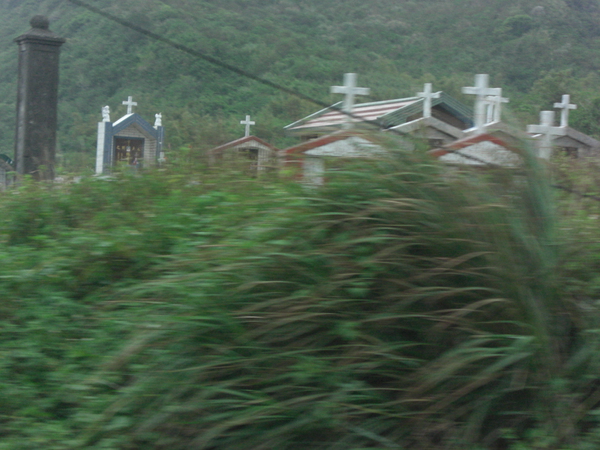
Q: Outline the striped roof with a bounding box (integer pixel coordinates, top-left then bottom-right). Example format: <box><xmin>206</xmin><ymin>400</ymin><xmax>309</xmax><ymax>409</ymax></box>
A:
<box><xmin>285</xmin><ymin>94</ymin><xmax>473</xmax><ymax>135</ymax></box>
<box><xmin>285</xmin><ymin>98</ymin><xmax>420</xmax><ymax>131</ymax></box>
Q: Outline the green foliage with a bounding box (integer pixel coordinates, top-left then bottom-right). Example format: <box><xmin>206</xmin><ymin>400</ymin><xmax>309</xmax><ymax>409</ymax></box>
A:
<box><xmin>3</xmin><ymin>139</ymin><xmax>600</xmax><ymax>448</ymax></box>
<box><xmin>3</xmin><ymin>0</ymin><xmax>600</xmax><ymax>166</ymax></box>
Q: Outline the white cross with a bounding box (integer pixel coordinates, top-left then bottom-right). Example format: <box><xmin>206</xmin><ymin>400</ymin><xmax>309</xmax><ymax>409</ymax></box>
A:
<box><xmin>122</xmin><ymin>96</ymin><xmax>137</xmax><ymax>115</ymax></box>
<box><xmin>417</xmin><ymin>83</ymin><xmax>441</xmax><ymax>118</ymax></box>
<box><xmin>554</xmin><ymin>94</ymin><xmax>577</xmax><ymax>127</ymax></box>
<box><xmin>485</xmin><ymin>92</ymin><xmax>509</xmax><ymax>123</ymax></box>
<box><xmin>331</xmin><ymin>73</ymin><xmax>370</xmax><ymax>129</ymax></box>
<box><xmin>462</xmin><ymin>74</ymin><xmax>502</xmax><ymax>132</ymax></box>
<box><xmin>527</xmin><ymin>111</ymin><xmax>567</xmax><ymax>159</ymax></box>
<box><xmin>240</xmin><ymin>115</ymin><xmax>255</xmax><ymax>137</ymax></box>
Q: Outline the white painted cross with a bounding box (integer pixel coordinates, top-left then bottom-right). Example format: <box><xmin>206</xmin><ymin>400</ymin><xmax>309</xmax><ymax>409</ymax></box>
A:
<box><xmin>240</xmin><ymin>115</ymin><xmax>255</xmax><ymax>137</ymax></box>
<box><xmin>122</xmin><ymin>96</ymin><xmax>137</xmax><ymax>115</ymax></box>
<box><xmin>417</xmin><ymin>83</ymin><xmax>441</xmax><ymax>118</ymax></box>
<box><xmin>485</xmin><ymin>92</ymin><xmax>509</xmax><ymax>123</ymax></box>
<box><xmin>462</xmin><ymin>74</ymin><xmax>502</xmax><ymax>132</ymax></box>
<box><xmin>553</xmin><ymin>94</ymin><xmax>577</xmax><ymax>128</ymax></box>
<box><xmin>331</xmin><ymin>73</ymin><xmax>370</xmax><ymax>129</ymax></box>
<box><xmin>527</xmin><ymin>111</ymin><xmax>567</xmax><ymax>159</ymax></box>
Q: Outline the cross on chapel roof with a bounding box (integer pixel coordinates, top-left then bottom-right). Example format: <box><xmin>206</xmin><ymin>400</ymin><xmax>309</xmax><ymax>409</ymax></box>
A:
<box><xmin>122</xmin><ymin>96</ymin><xmax>137</xmax><ymax>115</ymax></box>
<box><xmin>417</xmin><ymin>83</ymin><xmax>441</xmax><ymax>118</ymax></box>
<box><xmin>462</xmin><ymin>74</ymin><xmax>502</xmax><ymax>133</ymax></box>
<box><xmin>527</xmin><ymin>110</ymin><xmax>567</xmax><ymax>159</ymax></box>
<box><xmin>240</xmin><ymin>115</ymin><xmax>255</xmax><ymax>137</ymax></box>
<box><xmin>331</xmin><ymin>73</ymin><xmax>370</xmax><ymax>129</ymax></box>
<box><xmin>554</xmin><ymin>94</ymin><xmax>577</xmax><ymax>128</ymax></box>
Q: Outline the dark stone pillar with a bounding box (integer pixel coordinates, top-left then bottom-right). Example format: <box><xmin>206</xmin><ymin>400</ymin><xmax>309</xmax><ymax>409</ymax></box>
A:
<box><xmin>14</xmin><ymin>16</ymin><xmax>66</xmax><ymax>181</ymax></box>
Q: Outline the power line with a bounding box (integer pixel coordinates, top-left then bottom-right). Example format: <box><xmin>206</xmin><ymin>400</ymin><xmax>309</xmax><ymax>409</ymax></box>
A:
<box><xmin>65</xmin><ymin>0</ymin><xmax>600</xmax><ymax>202</ymax></box>
<box><xmin>67</xmin><ymin>0</ymin><xmax>384</xmax><ymax>131</ymax></box>
<box><xmin>65</xmin><ymin>0</ymin><xmax>499</xmax><ymax>165</ymax></box>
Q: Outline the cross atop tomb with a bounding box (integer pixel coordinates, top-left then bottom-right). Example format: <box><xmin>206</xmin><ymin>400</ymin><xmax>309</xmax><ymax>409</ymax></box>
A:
<box><xmin>417</xmin><ymin>83</ymin><xmax>441</xmax><ymax>118</ymax></box>
<box><xmin>331</xmin><ymin>73</ymin><xmax>370</xmax><ymax>128</ymax></box>
<box><xmin>462</xmin><ymin>74</ymin><xmax>502</xmax><ymax>132</ymax></box>
<box><xmin>527</xmin><ymin>111</ymin><xmax>567</xmax><ymax>159</ymax></box>
<box><xmin>122</xmin><ymin>96</ymin><xmax>137</xmax><ymax>115</ymax></box>
<box><xmin>554</xmin><ymin>94</ymin><xmax>577</xmax><ymax>128</ymax></box>
<box><xmin>485</xmin><ymin>92</ymin><xmax>509</xmax><ymax>123</ymax></box>
<box><xmin>240</xmin><ymin>115</ymin><xmax>255</xmax><ymax>137</ymax></box>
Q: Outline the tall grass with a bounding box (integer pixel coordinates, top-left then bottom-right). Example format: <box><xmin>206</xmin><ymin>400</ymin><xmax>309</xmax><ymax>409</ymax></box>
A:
<box><xmin>2</xmin><ymin>144</ymin><xmax>600</xmax><ymax>449</ymax></box>
<box><xmin>56</xmin><ymin>141</ymin><xmax>592</xmax><ymax>450</ymax></box>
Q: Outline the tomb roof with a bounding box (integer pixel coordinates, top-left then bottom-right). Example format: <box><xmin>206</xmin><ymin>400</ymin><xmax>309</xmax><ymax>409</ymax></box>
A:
<box><xmin>285</xmin><ymin>93</ymin><xmax>473</xmax><ymax>136</ymax></box>
<box><xmin>210</xmin><ymin>135</ymin><xmax>279</xmax><ymax>154</ymax></box>
<box><xmin>283</xmin><ymin>130</ymin><xmax>384</xmax><ymax>156</ymax></box>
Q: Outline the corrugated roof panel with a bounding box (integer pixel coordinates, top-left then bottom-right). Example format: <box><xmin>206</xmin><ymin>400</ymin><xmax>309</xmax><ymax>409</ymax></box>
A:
<box><xmin>291</xmin><ymin>99</ymin><xmax>420</xmax><ymax>130</ymax></box>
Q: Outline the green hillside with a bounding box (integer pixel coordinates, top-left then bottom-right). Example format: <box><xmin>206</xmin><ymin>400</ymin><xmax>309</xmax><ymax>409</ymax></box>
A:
<box><xmin>1</xmin><ymin>0</ymin><xmax>600</xmax><ymax>168</ymax></box>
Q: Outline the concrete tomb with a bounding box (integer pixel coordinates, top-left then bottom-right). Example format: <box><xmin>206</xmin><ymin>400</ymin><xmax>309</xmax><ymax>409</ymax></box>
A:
<box><xmin>96</xmin><ymin>97</ymin><xmax>165</xmax><ymax>174</ymax></box>
<box><xmin>526</xmin><ymin>97</ymin><xmax>600</xmax><ymax>159</ymax></box>
<box><xmin>208</xmin><ymin>116</ymin><xmax>279</xmax><ymax>175</ymax></box>
<box><xmin>527</xmin><ymin>111</ymin><xmax>567</xmax><ymax>159</ymax></box>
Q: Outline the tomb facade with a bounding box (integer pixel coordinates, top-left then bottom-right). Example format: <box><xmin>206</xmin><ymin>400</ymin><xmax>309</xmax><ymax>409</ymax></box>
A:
<box><xmin>208</xmin><ymin>116</ymin><xmax>279</xmax><ymax>174</ymax></box>
<box><xmin>96</xmin><ymin>97</ymin><xmax>165</xmax><ymax>174</ymax></box>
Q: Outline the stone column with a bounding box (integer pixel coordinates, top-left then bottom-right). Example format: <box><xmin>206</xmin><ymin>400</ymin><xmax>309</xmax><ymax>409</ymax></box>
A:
<box><xmin>14</xmin><ymin>16</ymin><xmax>66</xmax><ymax>181</ymax></box>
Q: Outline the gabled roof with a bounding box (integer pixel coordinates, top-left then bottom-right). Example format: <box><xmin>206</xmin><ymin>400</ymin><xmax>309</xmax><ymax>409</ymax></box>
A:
<box><xmin>284</xmin><ymin>93</ymin><xmax>473</xmax><ymax>135</ymax></box>
<box><xmin>429</xmin><ymin>131</ymin><xmax>524</xmax><ymax>167</ymax></box>
<box><xmin>112</xmin><ymin>113</ymin><xmax>159</xmax><ymax>138</ymax></box>
<box><xmin>552</xmin><ymin>126</ymin><xmax>600</xmax><ymax>149</ymax></box>
<box><xmin>390</xmin><ymin>116</ymin><xmax>465</xmax><ymax>140</ymax></box>
<box><xmin>283</xmin><ymin>130</ymin><xmax>385</xmax><ymax>158</ymax></box>
<box><xmin>209</xmin><ymin>135</ymin><xmax>279</xmax><ymax>154</ymax></box>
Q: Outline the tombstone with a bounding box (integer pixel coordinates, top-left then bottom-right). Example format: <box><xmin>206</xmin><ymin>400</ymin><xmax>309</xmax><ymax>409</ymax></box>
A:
<box><xmin>96</xmin><ymin>97</ymin><xmax>165</xmax><ymax>174</ymax></box>
<box><xmin>554</xmin><ymin>94</ymin><xmax>577</xmax><ymax>128</ymax></box>
<box><xmin>417</xmin><ymin>83</ymin><xmax>441</xmax><ymax>119</ymax></box>
<box><xmin>547</xmin><ymin>95</ymin><xmax>599</xmax><ymax>157</ymax></box>
<box><xmin>331</xmin><ymin>73</ymin><xmax>370</xmax><ymax>129</ymax></box>
<box><xmin>14</xmin><ymin>16</ymin><xmax>65</xmax><ymax>181</ymax></box>
<box><xmin>527</xmin><ymin>111</ymin><xmax>566</xmax><ymax>159</ymax></box>
<box><xmin>485</xmin><ymin>92</ymin><xmax>509</xmax><ymax>123</ymax></box>
<box><xmin>462</xmin><ymin>74</ymin><xmax>502</xmax><ymax>133</ymax></box>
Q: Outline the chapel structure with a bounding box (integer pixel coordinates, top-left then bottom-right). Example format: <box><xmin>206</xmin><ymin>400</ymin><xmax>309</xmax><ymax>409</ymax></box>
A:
<box><xmin>96</xmin><ymin>96</ymin><xmax>165</xmax><ymax>174</ymax></box>
<box><xmin>208</xmin><ymin>115</ymin><xmax>280</xmax><ymax>174</ymax></box>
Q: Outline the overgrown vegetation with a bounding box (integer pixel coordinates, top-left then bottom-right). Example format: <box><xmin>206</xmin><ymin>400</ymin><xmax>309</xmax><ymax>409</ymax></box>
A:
<box><xmin>3</xmin><ymin>0</ymin><xmax>600</xmax><ymax>169</ymax></box>
<box><xmin>1</xmin><ymin>138</ymin><xmax>600</xmax><ymax>448</ymax></box>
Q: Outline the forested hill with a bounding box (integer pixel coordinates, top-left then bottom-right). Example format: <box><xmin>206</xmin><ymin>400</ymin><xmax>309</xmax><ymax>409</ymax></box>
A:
<box><xmin>2</xmin><ymin>0</ymin><xmax>600</xmax><ymax>170</ymax></box>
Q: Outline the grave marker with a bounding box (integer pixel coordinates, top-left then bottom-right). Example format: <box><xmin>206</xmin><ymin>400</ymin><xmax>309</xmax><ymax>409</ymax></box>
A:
<box><xmin>485</xmin><ymin>92</ymin><xmax>509</xmax><ymax>123</ymax></box>
<box><xmin>331</xmin><ymin>73</ymin><xmax>370</xmax><ymax>129</ymax></box>
<box><xmin>417</xmin><ymin>83</ymin><xmax>441</xmax><ymax>118</ymax></box>
<box><xmin>462</xmin><ymin>74</ymin><xmax>502</xmax><ymax>133</ymax></box>
<box><xmin>527</xmin><ymin>111</ymin><xmax>566</xmax><ymax>159</ymax></box>
<box><xmin>554</xmin><ymin>94</ymin><xmax>577</xmax><ymax>127</ymax></box>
